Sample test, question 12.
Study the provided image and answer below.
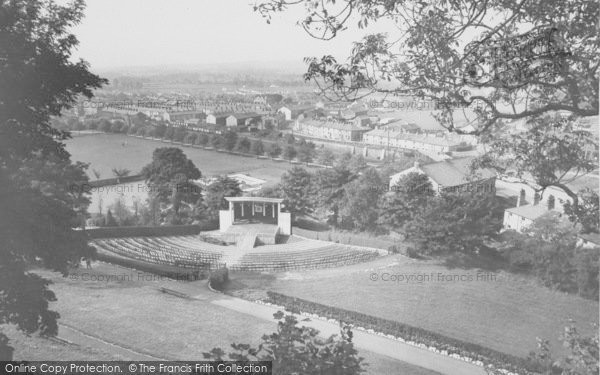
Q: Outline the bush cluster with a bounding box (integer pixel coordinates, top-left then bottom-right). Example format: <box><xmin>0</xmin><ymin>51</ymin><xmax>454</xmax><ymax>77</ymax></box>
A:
<box><xmin>209</xmin><ymin>267</ymin><xmax>229</xmax><ymax>291</ymax></box>
<box><xmin>265</xmin><ymin>291</ymin><xmax>539</xmax><ymax>374</ymax></box>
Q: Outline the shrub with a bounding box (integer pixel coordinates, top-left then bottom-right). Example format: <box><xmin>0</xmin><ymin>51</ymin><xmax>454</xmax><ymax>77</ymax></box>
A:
<box><xmin>196</xmin><ymin>133</ymin><xmax>209</xmax><ymax>146</ymax></box>
<box><xmin>574</xmin><ymin>247</ymin><xmax>599</xmax><ymax>300</ymax></box>
<box><xmin>406</xmin><ymin>247</ymin><xmax>421</xmax><ymax>258</ymax></box>
<box><xmin>209</xmin><ymin>267</ymin><xmax>229</xmax><ymax>291</ymax></box>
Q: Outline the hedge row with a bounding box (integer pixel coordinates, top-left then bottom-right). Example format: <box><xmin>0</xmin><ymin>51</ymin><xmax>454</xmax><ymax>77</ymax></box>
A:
<box><xmin>85</xmin><ymin>222</ymin><xmax>218</xmax><ymax>239</ymax></box>
<box><xmin>265</xmin><ymin>291</ymin><xmax>539</xmax><ymax>374</ymax></box>
<box><xmin>88</xmin><ymin>174</ymin><xmax>145</xmax><ymax>187</ymax></box>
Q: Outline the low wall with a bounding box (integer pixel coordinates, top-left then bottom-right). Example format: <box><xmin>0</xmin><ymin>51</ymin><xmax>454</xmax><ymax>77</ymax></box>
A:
<box><xmin>95</xmin><ymin>249</ymin><xmax>209</xmax><ymax>279</ymax></box>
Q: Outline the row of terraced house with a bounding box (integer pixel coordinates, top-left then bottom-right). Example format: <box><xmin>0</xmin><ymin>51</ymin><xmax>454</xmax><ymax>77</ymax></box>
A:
<box><xmin>293</xmin><ymin>118</ymin><xmax>472</xmax><ymax>154</ymax></box>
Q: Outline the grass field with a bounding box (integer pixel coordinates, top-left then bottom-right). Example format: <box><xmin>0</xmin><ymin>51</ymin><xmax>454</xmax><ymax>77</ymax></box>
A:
<box><xmin>14</xmin><ymin>262</ymin><xmax>440</xmax><ymax>375</ymax></box>
<box><xmin>6</xmin><ymin>325</ymin><xmax>121</xmax><ymax>361</ymax></box>
<box><xmin>65</xmin><ymin>133</ymin><xmax>314</xmax><ymax>185</ymax></box>
<box><xmin>227</xmin><ymin>253</ymin><xmax>599</xmax><ymax>359</ymax></box>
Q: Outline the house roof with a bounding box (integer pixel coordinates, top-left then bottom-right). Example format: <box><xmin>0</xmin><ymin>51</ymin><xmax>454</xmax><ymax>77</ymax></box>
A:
<box><xmin>579</xmin><ymin>232</ymin><xmax>600</xmax><ymax>244</ymax></box>
<box><xmin>282</xmin><ymin>105</ymin><xmax>314</xmax><ymax>112</ymax></box>
<box><xmin>505</xmin><ymin>204</ymin><xmax>552</xmax><ymax>220</ymax></box>
<box><xmin>228</xmin><ymin>112</ymin><xmax>261</xmax><ymax>120</ymax></box>
<box><xmin>208</xmin><ymin>113</ymin><xmax>232</xmax><ymax>119</ymax></box>
<box><xmin>419</xmin><ymin>157</ymin><xmax>497</xmax><ymax>186</ymax></box>
<box><xmin>364</xmin><ymin>129</ymin><xmax>463</xmax><ymax>147</ymax></box>
<box><xmin>300</xmin><ymin>120</ymin><xmax>368</xmax><ymax>132</ymax></box>
<box><xmin>225</xmin><ymin>197</ymin><xmax>284</xmax><ymax>203</ymax></box>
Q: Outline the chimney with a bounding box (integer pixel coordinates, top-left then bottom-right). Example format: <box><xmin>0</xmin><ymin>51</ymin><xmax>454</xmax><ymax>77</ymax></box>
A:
<box><xmin>517</xmin><ymin>189</ymin><xmax>526</xmax><ymax>207</ymax></box>
<box><xmin>414</xmin><ymin>160</ymin><xmax>420</xmax><ymax>169</ymax></box>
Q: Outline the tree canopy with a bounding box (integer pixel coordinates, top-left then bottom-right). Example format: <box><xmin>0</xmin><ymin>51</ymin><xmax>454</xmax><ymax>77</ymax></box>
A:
<box><xmin>204</xmin><ymin>176</ymin><xmax>243</xmax><ymax>219</ymax></box>
<box><xmin>0</xmin><ymin>0</ymin><xmax>107</xmax><ymax>356</ymax></box>
<box><xmin>255</xmin><ymin>0</ymin><xmax>598</xmax><ymax>131</ymax></box>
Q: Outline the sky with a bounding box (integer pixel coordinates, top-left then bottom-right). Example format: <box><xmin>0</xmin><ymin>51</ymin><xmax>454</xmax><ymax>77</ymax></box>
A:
<box><xmin>69</xmin><ymin>0</ymin><xmax>388</xmax><ymax>71</ymax></box>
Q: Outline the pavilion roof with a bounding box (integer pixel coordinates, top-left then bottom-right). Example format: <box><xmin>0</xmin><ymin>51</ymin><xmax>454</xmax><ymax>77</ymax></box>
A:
<box><xmin>225</xmin><ymin>197</ymin><xmax>284</xmax><ymax>203</ymax></box>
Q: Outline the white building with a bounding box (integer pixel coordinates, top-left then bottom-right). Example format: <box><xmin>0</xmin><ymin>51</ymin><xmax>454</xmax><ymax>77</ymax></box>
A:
<box><xmin>389</xmin><ymin>158</ymin><xmax>497</xmax><ymax>195</ymax></box>
<box><xmin>503</xmin><ymin>204</ymin><xmax>552</xmax><ymax>232</ymax></box>
<box><xmin>364</xmin><ymin>128</ymin><xmax>465</xmax><ymax>154</ymax></box>
<box><xmin>293</xmin><ymin>119</ymin><xmax>370</xmax><ymax>142</ymax></box>
<box><xmin>277</xmin><ymin>105</ymin><xmax>314</xmax><ymax>121</ymax></box>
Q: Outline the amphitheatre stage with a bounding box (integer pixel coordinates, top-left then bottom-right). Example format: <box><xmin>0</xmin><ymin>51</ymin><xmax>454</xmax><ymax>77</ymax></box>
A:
<box><xmin>219</xmin><ymin>197</ymin><xmax>291</xmax><ymax>246</ymax></box>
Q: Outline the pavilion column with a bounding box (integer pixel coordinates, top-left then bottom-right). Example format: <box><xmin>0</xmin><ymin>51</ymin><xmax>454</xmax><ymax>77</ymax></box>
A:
<box><xmin>272</xmin><ymin>203</ymin><xmax>275</xmax><ymax>218</ymax></box>
<box><xmin>241</xmin><ymin>202</ymin><xmax>244</xmax><ymax>217</ymax></box>
<box><xmin>263</xmin><ymin>203</ymin><xmax>265</xmax><ymax>216</ymax></box>
<box><xmin>252</xmin><ymin>203</ymin><xmax>255</xmax><ymax>216</ymax></box>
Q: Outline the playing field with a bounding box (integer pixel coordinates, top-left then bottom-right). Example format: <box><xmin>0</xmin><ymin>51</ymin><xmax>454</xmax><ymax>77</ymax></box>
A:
<box><xmin>228</xmin><ymin>253</ymin><xmax>599</xmax><ymax>359</ymax></box>
<box><xmin>19</xmin><ymin>263</ymin><xmax>440</xmax><ymax>375</ymax></box>
<box><xmin>64</xmin><ymin>133</ymin><xmax>314</xmax><ymax>185</ymax></box>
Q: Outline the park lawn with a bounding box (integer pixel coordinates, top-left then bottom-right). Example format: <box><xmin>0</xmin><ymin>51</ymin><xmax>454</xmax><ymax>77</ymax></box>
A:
<box><xmin>64</xmin><ymin>133</ymin><xmax>312</xmax><ymax>185</ymax></box>
<box><xmin>228</xmin><ymin>253</ymin><xmax>599</xmax><ymax>359</ymax></box>
<box><xmin>24</xmin><ymin>263</ymin><xmax>439</xmax><ymax>375</ymax></box>
<box><xmin>5</xmin><ymin>325</ymin><xmax>121</xmax><ymax>361</ymax></box>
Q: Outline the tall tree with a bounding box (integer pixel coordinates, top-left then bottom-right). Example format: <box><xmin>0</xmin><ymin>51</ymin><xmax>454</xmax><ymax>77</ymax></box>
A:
<box><xmin>204</xmin><ymin>176</ymin><xmax>242</xmax><ymax>219</ymax></box>
<box><xmin>564</xmin><ymin>188</ymin><xmax>600</xmax><ymax>234</ymax></box>
<box><xmin>250</xmin><ymin>139</ymin><xmax>265</xmax><ymax>156</ymax></box>
<box><xmin>141</xmin><ymin>148</ymin><xmax>202</xmax><ymax>224</ymax></box>
<box><xmin>339</xmin><ymin>167</ymin><xmax>384</xmax><ymax>231</ymax></box>
<box><xmin>283</xmin><ymin>144</ymin><xmax>297</xmax><ymax>161</ymax></box>
<box><xmin>312</xmin><ymin>166</ymin><xmax>356</xmax><ymax>225</ymax></box>
<box><xmin>223</xmin><ymin>130</ymin><xmax>238</xmax><ymax>151</ymax></box>
<box><xmin>477</xmin><ymin>117</ymin><xmax>597</xmax><ymax>209</ymax></box>
<box><xmin>405</xmin><ymin>191</ymin><xmax>501</xmax><ymax>256</ymax></box>
<box><xmin>280</xmin><ymin>167</ymin><xmax>314</xmax><ymax>220</ymax></box>
<box><xmin>378</xmin><ymin>172</ymin><xmax>435</xmax><ymax>233</ymax></box>
<box><xmin>235</xmin><ymin>136</ymin><xmax>252</xmax><ymax>154</ymax></box>
<box><xmin>267</xmin><ymin>143</ymin><xmax>283</xmax><ymax>158</ymax></box>
<box><xmin>317</xmin><ymin>148</ymin><xmax>335</xmax><ymax>166</ymax></box>
<box><xmin>297</xmin><ymin>144</ymin><xmax>314</xmax><ymax>163</ymax></box>
<box><xmin>0</xmin><ymin>0</ymin><xmax>106</xmax><ymax>356</ymax></box>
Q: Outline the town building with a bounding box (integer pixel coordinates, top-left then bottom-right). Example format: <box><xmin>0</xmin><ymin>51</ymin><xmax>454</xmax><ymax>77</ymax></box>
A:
<box><xmin>293</xmin><ymin>119</ymin><xmax>370</xmax><ymax>142</ymax></box>
<box><xmin>503</xmin><ymin>204</ymin><xmax>552</xmax><ymax>232</ymax></box>
<box><xmin>206</xmin><ymin>113</ymin><xmax>231</xmax><ymax>126</ymax></box>
<box><xmin>225</xmin><ymin>113</ymin><xmax>262</xmax><ymax>128</ymax></box>
<box><xmin>389</xmin><ymin>158</ymin><xmax>497</xmax><ymax>195</ymax></box>
<box><xmin>168</xmin><ymin>110</ymin><xmax>206</xmax><ymax>123</ymax></box>
<box><xmin>277</xmin><ymin>105</ymin><xmax>314</xmax><ymax>121</ymax></box>
<box><xmin>363</xmin><ymin>128</ymin><xmax>465</xmax><ymax>154</ymax></box>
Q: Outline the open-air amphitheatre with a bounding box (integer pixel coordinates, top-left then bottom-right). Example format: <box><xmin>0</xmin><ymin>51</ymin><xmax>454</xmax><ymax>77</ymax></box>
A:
<box><xmin>91</xmin><ymin>196</ymin><xmax>387</xmax><ymax>273</ymax></box>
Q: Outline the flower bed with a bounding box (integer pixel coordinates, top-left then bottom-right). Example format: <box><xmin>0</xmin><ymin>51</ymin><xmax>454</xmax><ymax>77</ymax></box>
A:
<box><xmin>264</xmin><ymin>291</ymin><xmax>540</xmax><ymax>374</ymax></box>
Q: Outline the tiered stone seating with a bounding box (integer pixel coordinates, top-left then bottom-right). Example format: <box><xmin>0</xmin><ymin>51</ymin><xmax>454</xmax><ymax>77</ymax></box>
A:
<box><xmin>91</xmin><ymin>236</ymin><xmax>224</xmax><ymax>269</ymax></box>
<box><xmin>230</xmin><ymin>244</ymin><xmax>381</xmax><ymax>272</ymax></box>
<box><xmin>91</xmin><ymin>236</ymin><xmax>384</xmax><ymax>272</ymax></box>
